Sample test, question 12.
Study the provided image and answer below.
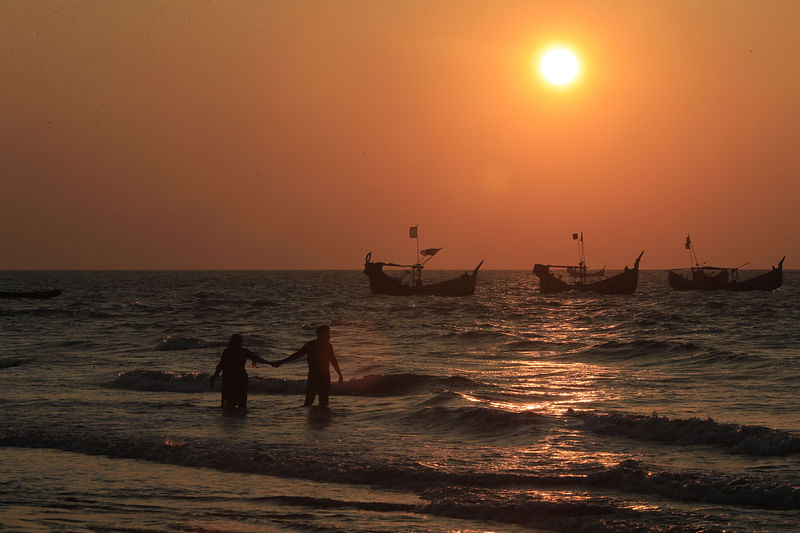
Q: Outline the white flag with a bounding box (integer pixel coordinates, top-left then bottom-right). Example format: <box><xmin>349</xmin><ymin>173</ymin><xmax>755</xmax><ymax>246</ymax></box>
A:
<box><xmin>420</xmin><ymin>247</ymin><xmax>441</xmax><ymax>257</ymax></box>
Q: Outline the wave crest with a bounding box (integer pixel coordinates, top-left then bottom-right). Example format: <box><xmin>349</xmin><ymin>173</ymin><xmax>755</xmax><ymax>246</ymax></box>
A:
<box><xmin>3</xmin><ymin>428</ymin><xmax>799</xmax><ymax>514</ymax></box>
<box><xmin>408</xmin><ymin>405</ymin><xmax>549</xmax><ymax>435</ymax></box>
<box><xmin>342</xmin><ymin>373</ymin><xmax>473</xmax><ymax>396</ymax></box>
<box><xmin>570</xmin><ymin>409</ymin><xmax>800</xmax><ymax>456</ymax></box>
<box><xmin>587</xmin><ymin>459</ymin><xmax>800</xmax><ymax>510</ymax></box>
<box><xmin>155</xmin><ymin>335</ymin><xmax>209</xmax><ymax>351</ymax></box>
<box><xmin>577</xmin><ymin>339</ymin><xmax>699</xmax><ymax>360</ymax></box>
<box><xmin>110</xmin><ymin>370</ymin><xmax>211</xmax><ymax>392</ymax></box>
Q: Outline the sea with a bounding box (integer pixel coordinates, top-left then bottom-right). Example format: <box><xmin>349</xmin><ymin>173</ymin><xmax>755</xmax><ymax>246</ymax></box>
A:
<box><xmin>1</xmin><ymin>269</ymin><xmax>798</xmax><ymax>532</ymax></box>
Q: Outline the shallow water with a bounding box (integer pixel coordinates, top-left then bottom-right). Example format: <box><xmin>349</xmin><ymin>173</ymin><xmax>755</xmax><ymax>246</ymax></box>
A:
<box><xmin>1</xmin><ymin>269</ymin><xmax>798</xmax><ymax>532</ymax></box>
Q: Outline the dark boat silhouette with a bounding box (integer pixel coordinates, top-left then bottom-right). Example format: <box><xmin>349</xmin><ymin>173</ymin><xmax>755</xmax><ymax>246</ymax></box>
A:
<box><xmin>667</xmin><ymin>235</ymin><xmax>784</xmax><ymax>291</ymax></box>
<box><xmin>0</xmin><ymin>288</ymin><xmax>62</xmax><ymax>299</ymax></box>
<box><xmin>363</xmin><ymin>226</ymin><xmax>482</xmax><ymax>296</ymax></box>
<box><xmin>533</xmin><ymin>232</ymin><xmax>644</xmax><ymax>295</ymax></box>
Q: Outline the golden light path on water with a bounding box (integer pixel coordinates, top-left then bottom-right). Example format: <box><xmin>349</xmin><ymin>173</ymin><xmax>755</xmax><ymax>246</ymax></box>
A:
<box><xmin>460</xmin><ymin>359</ymin><xmax>622</xmax><ymax>415</ymax></box>
<box><xmin>451</xmin><ymin>357</ymin><xmax>630</xmax><ymax>477</ymax></box>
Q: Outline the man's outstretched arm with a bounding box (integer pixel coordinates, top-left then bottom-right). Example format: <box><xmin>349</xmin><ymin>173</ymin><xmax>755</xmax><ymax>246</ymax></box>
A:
<box><xmin>274</xmin><ymin>345</ymin><xmax>308</xmax><ymax>367</ymax></box>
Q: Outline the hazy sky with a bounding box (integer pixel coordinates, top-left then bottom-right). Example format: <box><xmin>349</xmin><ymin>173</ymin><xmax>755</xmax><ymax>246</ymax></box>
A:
<box><xmin>2</xmin><ymin>1</ymin><xmax>798</xmax><ymax>269</ymax></box>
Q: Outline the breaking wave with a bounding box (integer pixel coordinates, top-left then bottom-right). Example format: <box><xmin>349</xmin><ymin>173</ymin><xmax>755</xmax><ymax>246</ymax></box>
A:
<box><xmin>586</xmin><ymin>459</ymin><xmax>800</xmax><ymax>510</ymax></box>
<box><xmin>110</xmin><ymin>370</ymin><xmax>213</xmax><ymax>392</ymax></box>
<box><xmin>342</xmin><ymin>373</ymin><xmax>475</xmax><ymax>396</ymax></box>
<box><xmin>155</xmin><ymin>335</ymin><xmax>214</xmax><ymax>351</ymax></box>
<box><xmin>570</xmin><ymin>409</ymin><xmax>800</xmax><ymax>456</ymax></box>
<box><xmin>407</xmin><ymin>404</ymin><xmax>549</xmax><ymax>435</ymax></box>
<box><xmin>574</xmin><ymin>339</ymin><xmax>700</xmax><ymax>360</ymax></box>
<box><xmin>3</xmin><ymin>428</ymin><xmax>798</xmax><ymax>512</ymax></box>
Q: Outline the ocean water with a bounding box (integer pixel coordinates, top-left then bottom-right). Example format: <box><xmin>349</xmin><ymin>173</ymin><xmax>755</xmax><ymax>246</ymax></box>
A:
<box><xmin>1</xmin><ymin>269</ymin><xmax>798</xmax><ymax>532</ymax></box>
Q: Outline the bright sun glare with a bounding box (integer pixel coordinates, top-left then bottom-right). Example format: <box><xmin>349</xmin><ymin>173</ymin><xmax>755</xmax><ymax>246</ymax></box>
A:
<box><xmin>539</xmin><ymin>47</ymin><xmax>580</xmax><ymax>86</ymax></box>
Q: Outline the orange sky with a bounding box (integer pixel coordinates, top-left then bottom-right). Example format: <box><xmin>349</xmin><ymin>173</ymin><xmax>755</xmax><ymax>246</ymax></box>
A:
<box><xmin>2</xmin><ymin>1</ymin><xmax>798</xmax><ymax>269</ymax></box>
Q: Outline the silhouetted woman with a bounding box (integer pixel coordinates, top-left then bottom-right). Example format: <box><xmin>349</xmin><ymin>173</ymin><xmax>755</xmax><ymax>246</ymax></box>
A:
<box><xmin>209</xmin><ymin>334</ymin><xmax>272</xmax><ymax>410</ymax></box>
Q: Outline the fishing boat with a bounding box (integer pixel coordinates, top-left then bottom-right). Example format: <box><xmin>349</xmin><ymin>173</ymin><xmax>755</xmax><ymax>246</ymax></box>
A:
<box><xmin>363</xmin><ymin>226</ymin><xmax>483</xmax><ymax>296</ymax></box>
<box><xmin>667</xmin><ymin>235</ymin><xmax>784</xmax><ymax>291</ymax></box>
<box><xmin>0</xmin><ymin>288</ymin><xmax>62</xmax><ymax>299</ymax></box>
<box><xmin>533</xmin><ymin>232</ymin><xmax>644</xmax><ymax>295</ymax></box>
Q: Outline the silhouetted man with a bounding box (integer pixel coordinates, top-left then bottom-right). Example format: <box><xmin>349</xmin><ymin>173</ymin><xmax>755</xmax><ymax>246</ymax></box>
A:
<box><xmin>275</xmin><ymin>325</ymin><xmax>343</xmax><ymax>407</ymax></box>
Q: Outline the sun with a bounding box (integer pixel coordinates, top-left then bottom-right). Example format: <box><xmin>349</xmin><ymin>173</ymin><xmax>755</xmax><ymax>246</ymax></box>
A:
<box><xmin>539</xmin><ymin>47</ymin><xmax>580</xmax><ymax>86</ymax></box>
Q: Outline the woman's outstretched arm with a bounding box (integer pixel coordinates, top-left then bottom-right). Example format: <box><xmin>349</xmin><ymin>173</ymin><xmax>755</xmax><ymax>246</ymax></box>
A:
<box><xmin>273</xmin><ymin>344</ymin><xmax>308</xmax><ymax>367</ymax></box>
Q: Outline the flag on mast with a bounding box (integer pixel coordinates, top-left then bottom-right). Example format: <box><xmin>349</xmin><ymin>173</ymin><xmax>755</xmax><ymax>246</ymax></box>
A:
<box><xmin>409</xmin><ymin>225</ymin><xmax>418</xmax><ymax>239</ymax></box>
<box><xmin>420</xmin><ymin>247</ymin><xmax>441</xmax><ymax>257</ymax></box>
<box><xmin>685</xmin><ymin>235</ymin><xmax>692</xmax><ymax>250</ymax></box>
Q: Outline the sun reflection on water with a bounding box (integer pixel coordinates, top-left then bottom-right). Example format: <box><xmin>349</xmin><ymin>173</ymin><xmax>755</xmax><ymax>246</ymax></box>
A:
<box><xmin>459</xmin><ymin>358</ymin><xmax>622</xmax><ymax>416</ymax></box>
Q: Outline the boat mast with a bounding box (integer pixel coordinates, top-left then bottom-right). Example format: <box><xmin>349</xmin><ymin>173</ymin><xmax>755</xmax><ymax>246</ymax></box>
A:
<box><xmin>573</xmin><ymin>231</ymin><xmax>586</xmax><ymax>287</ymax></box>
<box><xmin>410</xmin><ymin>225</ymin><xmax>422</xmax><ymax>287</ymax></box>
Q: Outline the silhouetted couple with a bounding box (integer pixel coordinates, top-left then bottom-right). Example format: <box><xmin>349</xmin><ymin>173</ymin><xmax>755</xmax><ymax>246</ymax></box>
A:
<box><xmin>210</xmin><ymin>326</ymin><xmax>343</xmax><ymax>411</ymax></box>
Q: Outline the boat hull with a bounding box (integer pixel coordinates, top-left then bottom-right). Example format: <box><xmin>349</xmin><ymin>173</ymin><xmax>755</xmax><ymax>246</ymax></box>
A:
<box><xmin>533</xmin><ymin>252</ymin><xmax>643</xmax><ymax>295</ymax></box>
<box><xmin>0</xmin><ymin>289</ymin><xmax>62</xmax><ymax>299</ymax></box>
<box><xmin>667</xmin><ymin>257</ymin><xmax>784</xmax><ymax>291</ymax></box>
<box><xmin>364</xmin><ymin>254</ymin><xmax>483</xmax><ymax>296</ymax></box>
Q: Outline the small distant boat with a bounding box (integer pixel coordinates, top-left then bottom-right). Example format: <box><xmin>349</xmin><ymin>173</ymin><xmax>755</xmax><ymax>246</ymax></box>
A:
<box><xmin>533</xmin><ymin>232</ymin><xmax>644</xmax><ymax>295</ymax></box>
<box><xmin>0</xmin><ymin>288</ymin><xmax>62</xmax><ymax>299</ymax></box>
<box><xmin>363</xmin><ymin>226</ymin><xmax>483</xmax><ymax>296</ymax></box>
<box><xmin>667</xmin><ymin>235</ymin><xmax>784</xmax><ymax>291</ymax></box>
